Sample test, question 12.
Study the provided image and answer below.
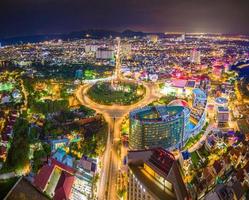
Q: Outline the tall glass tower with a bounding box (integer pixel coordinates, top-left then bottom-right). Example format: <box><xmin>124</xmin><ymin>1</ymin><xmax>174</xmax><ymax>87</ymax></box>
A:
<box><xmin>129</xmin><ymin>105</ymin><xmax>190</xmax><ymax>150</ymax></box>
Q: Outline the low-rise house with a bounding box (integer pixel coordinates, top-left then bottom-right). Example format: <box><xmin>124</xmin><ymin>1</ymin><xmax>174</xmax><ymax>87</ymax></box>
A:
<box><xmin>33</xmin><ymin>158</ymin><xmax>76</xmax><ymax>200</ymax></box>
<box><xmin>52</xmin><ymin>148</ymin><xmax>74</xmax><ymax>168</ymax></box>
<box><xmin>213</xmin><ymin>160</ymin><xmax>225</xmax><ymax>176</ymax></box>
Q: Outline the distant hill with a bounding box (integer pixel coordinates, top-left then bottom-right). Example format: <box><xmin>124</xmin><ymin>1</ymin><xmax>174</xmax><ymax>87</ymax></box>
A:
<box><xmin>0</xmin><ymin>30</ymin><xmax>163</xmax><ymax>46</ymax></box>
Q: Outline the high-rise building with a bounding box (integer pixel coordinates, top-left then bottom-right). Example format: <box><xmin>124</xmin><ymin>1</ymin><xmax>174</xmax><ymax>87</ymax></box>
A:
<box><xmin>85</xmin><ymin>44</ymin><xmax>99</xmax><ymax>53</ymax></box>
<box><xmin>96</xmin><ymin>48</ymin><xmax>114</xmax><ymax>59</ymax></box>
<box><xmin>176</xmin><ymin>34</ymin><xmax>185</xmax><ymax>41</ymax></box>
<box><xmin>192</xmin><ymin>88</ymin><xmax>207</xmax><ymax>107</ymax></box>
<box><xmin>121</xmin><ymin>43</ymin><xmax>132</xmax><ymax>57</ymax></box>
<box><xmin>217</xmin><ymin>106</ymin><xmax>229</xmax><ymax>124</ymax></box>
<box><xmin>212</xmin><ymin>65</ymin><xmax>224</xmax><ymax>78</ymax></box>
<box><xmin>190</xmin><ymin>49</ymin><xmax>201</xmax><ymax>64</ymax></box>
<box><xmin>127</xmin><ymin>148</ymin><xmax>189</xmax><ymax>200</ymax></box>
<box><xmin>129</xmin><ymin>105</ymin><xmax>190</xmax><ymax>150</ymax></box>
<box><xmin>148</xmin><ymin>35</ymin><xmax>159</xmax><ymax>43</ymax></box>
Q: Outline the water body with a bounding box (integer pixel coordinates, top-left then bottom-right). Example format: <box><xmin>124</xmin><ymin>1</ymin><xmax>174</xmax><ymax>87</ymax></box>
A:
<box><xmin>187</xmin><ymin>121</ymin><xmax>196</xmax><ymax>131</ymax></box>
<box><xmin>231</xmin><ymin>60</ymin><xmax>249</xmax><ymax>96</ymax></box>
<box><xmin>231</xmin><ymin>60</ymin><xmax>249</xmax><ymax>78</ymax></box>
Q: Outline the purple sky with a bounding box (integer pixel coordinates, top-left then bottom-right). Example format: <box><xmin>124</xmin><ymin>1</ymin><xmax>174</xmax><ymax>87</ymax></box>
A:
<box><xmin>0</xmin><ymin>0</ymin><xmax>249</xmax><ymax>38</ymax></box>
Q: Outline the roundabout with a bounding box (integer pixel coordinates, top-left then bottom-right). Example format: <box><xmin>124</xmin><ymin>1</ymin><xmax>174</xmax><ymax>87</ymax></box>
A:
<box><xmin>74</xmin><ymin>38</ymin><xmax>162</xmax><ymax>200</ymax></box>
<box><xmin>75</xmin><ymin>81</ymin><xmax>161</xmax><ymax>200</ymax></box>
<box><xmin>87</xmin><ymin>81</ymin><xmax>145</xmax><ymax>105</ymax></box>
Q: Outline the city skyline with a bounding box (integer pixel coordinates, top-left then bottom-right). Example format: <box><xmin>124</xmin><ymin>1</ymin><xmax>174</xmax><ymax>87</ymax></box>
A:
<box><xmin>1</xmin><ymin>1</ymin><xmax>249</xmax><ymax>200</ymax></box>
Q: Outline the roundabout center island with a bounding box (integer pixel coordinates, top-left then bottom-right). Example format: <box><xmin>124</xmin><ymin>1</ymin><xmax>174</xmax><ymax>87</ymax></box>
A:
<box><xmin>87</xmin><ymin>81</ymin><xmax>146</xmax><ymax>105</ymax></box>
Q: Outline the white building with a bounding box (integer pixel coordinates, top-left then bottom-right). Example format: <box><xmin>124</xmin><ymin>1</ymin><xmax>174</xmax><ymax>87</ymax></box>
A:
<box><xmin>96</xmin><ymin>48</ymin><xmax>114</xmax><ymax>59</ymax></box>
<box><xmin>85</xmin><ymin>44</ymin><xmax>99</xmax><ymax>53</ymax></box>
<box><xmin>128</xmin><ymin>148</ymin><xmax>188</xmax><ymax>200</ymax></box>
<box><xmin>190</xmin><ymin>49</ymin><xmax>201</xmax><ymax>64</ymax></box>
<box><xmin>217</xmin><ymin>106</ymin><xmax>229</xmax><ymax>124</ymax></box>
<box><xmin>192</xmin><ymin>88</ymin><xmax>207</xmax><ymax>107</ymax></box>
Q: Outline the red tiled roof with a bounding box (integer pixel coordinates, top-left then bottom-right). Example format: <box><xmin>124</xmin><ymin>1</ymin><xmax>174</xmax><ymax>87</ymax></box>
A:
<box><xmin>33</xmin><ymin>164</ymin><xmax>54</xmax><ymax>191</ymax></box>
<box><xmin>51</xmin><ymin>158</ymin><xmax>75</xmax><ymax>174</ymax></box>
<box><xmin>168</xmin><ymin>99</ymin><xmax>189</xmax><ymax>107</ymax></box>
<box><xmin>243</xmin><ymin>161</ymin><xmax>249</xmax><ymax>173</ymax></box>
<box><xmin>236</xmin><ymin>168</ymin><xmax>245</xmax><ymax>182</ymax></box>
<box><xmin>203</xmin><ymin>167</ymin><xmax>214</xmax><ymax>185</ymax></box>
<box><xmin>2</xmin><ymin>134</ymin><xmax>8</xmax><ymax>141</ymax></box>
<box><xmin>0</xmin><ymin>146</ymin><xmax>7</xmax><ymax>155</ymax></box>
<box><xmin>53</xmin><ymin>171</ymin><xmax>75</xmax><ymax>200</ymax></box>
<box><xmin>34</xmin><ymin>158</ymin><xmax>76</xmax><ymax>194</ymax></box>
<box><xmin>213</xmin><ymin>160</ymin><xmax>223</xmax><ymax>174</ymax></box>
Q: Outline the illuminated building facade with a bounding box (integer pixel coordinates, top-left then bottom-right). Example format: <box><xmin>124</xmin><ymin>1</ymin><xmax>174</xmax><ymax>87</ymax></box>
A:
<box><xmin>127</xmin><ymin>148</ymin><xmax>188</xmax><ymax>200</ymax></box>
<box><xmin>75</xmin><ymin>69</ymin><xmax>83</xmax><ymax>79</ymax></box>
<box><xmin>212</xmin><ymin>65</ymin><xmax>224</xmax><ymax>78</ymax></box>
<box><xmin>192</xmin><ymin>88</ymin><xmax>207</xmax><ymax>107</ymax></box>
<box><xmin>85</xmin><ymin>44</ymin><xmax>99</xmax><ymax>53</ymax></box>
<box><xmin>190</xmin><ymin>49</ymin><xmax>201</xmax><ymax>64</ymax></box>
<box><xmin>148</xmin><ymin>35</ymin><xmax>159</xmax><ymax>43</ymax></box>
<box><xmin>161</xmin><ymin>79</ymin><xmax>198</xmax><ymax>98</ymax></box>
<box><xmin>96</xmin><ymin>48</ymin><xmax>114</xmax><ymax>59</ymax></box>
<box><xmin>129</xmin><ymin>105</ymin><xmax>190</xmax><ymax>150</ymax></box>
<box><xmin>217</xmin><ymin>106</ymin><xmax>229</xmax><ymax>124</ymax></box>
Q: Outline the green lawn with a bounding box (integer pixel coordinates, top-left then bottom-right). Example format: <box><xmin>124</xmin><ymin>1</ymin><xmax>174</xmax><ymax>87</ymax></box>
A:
<box><xmin>148</xmin><ymin>95</ymin><xmax>177</xmax><ymax>106</ymax></box>
<box><xmin>45</xmin><ymin>167</ymin><xmax>61</xmax><ymax>197</ymax></box>
<box><xmin>87</xmin><ymin>82</ymin><xmax>145</xmax><ymax>105</ymax></box>
<box><xmin>197</xmin><ymin>145</ymin><xmax>210</xmax><ymax>159</ymax></box>
<box><xmin>191</xmin><ymin>151</ymin><xmax>201</xmax><ymax>168</ymax></box>
<box><xmin>184</xmin><ymin>131</ymin><xmax>204</xmax><ymax>150</ymax></box>
<box><xmin>0</xmin><ymin>82</ymin><xmax>14</xmax><ymax>92</ymax></box>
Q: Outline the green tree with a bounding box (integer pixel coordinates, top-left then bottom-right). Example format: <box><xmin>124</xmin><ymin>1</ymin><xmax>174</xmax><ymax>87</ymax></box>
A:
<box><xmin>5</xmin><ymin>118</ymin><xmax>30</xmax><ymax>173</ymax></box>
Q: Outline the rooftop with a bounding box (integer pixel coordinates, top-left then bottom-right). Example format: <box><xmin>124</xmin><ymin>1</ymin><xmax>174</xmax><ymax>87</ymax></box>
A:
<box><xmin>34</xmin><ymin>164</ymin><xmax>55</xmax><ymax>191</ymax></box>
<box><xmin>34</xmin><ymin>158</ymin><xmax>75</xmax><ymax>192</ymax></box>
<box><xmin>217</xmin><ymin>106</ymin><xmax>229</xmax><ymax>112</ymax></box>
<box><xmin>6</xmin><ymin>178</ymin><xmax>48</xmax><ymax>200</ymax></box>
<box><xmin>129</xmin><ymin>165</ymin><xmax>176</xmax><ymax>200</ymax></box>
<box><xmin>146</xmin><ymin>148</ymin><xmax>175</xmax><ymax>178</ymax></box>
<box><xmin>131</xmin><ymin>105</ymin><xmax>187</xmax><ymax>122</ymax></box>
<box><xmin>186</xmin><ymin>80</ymin><xmax>196</xmax><ymax>88</ymax></box>
<box><xmin>168</xmin><ymin>99</ymin><xmax>189</xmax><ymax>107</ymax></box>
<box><xmin>52</xmin><ymin>149</ymin><xmax>74</xmax><ymax>168</ymax></box>
<box><xmin>53</xmin><ymin>171</ymin><xmax>75</xmax><ymax>200</ymax></box>
<box><xmin>128</xmin><ymin>148</ymin><xmax>176</xmax><ymax>200</ymax></box>
<box><xmin>193</xmin><ymin>88</ymin><xmax>207</xmax><ymax>99</ymax></box>
<box><xmin>171</xmin><ymin>79</ymin><xmax>187</xmax><ymax>88</ymax></box>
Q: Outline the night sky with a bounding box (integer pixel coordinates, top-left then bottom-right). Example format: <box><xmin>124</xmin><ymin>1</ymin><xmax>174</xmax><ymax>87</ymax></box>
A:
<box><xmin>1</xmin><ymin>0</ymin><xmax>249</xmax><ymax>38</ymax></box>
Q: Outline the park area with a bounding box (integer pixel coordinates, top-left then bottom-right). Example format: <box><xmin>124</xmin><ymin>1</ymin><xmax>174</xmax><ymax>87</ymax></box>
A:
<box><xmin>87</xmin><ymin>81</ymin><xmax>145</xmax><ymax>105</ymax></box>
<box><xmin>0</xmin><ymin>82</ymin><xmax>14</xmax><ymax>92</ymax></box>
<box><xmin>148</xmin><ymin>95</ymin><xmax>177</xmax><ymax>106</ymax></box>
<box><xmin>190</xmin><ymin>144</ymin><xmax>210</xmax><ymax>168</ymax></box>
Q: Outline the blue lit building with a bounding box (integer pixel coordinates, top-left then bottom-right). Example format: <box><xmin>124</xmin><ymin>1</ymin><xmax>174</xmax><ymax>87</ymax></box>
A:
<box><xmin>129</xmin><ymin>105</ymin><xmax>190</xmax><ymax>150</ymax></box>
<box><xmin>75</xmin><ymin>69</ymin><xmax>83</xmax><ymax>79</ymax></box>
<box><xmin>52</xmin><ymin>148</ymin><xmax>74</xmax><ymax>167</ymax></box>
<box><xmin>129</xmin><ymin>88</ymin><xmax>208</xmax><ymax>151</ymax></box>
<box><xmin>192</xmin><ymin>88</ymin><xmax>207</xmax><ymax>107</ymax></box>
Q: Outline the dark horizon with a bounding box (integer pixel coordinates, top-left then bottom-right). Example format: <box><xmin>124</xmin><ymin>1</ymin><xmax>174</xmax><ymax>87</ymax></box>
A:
<box><xmin>1</xmin><ymin>28</ymin><xmax>249</xmax><ymax>40</ymax></box>
<box><xmin>1</xmin><ymin>0</ymin><xmax>249</xmax><ymax>38</ymax></box>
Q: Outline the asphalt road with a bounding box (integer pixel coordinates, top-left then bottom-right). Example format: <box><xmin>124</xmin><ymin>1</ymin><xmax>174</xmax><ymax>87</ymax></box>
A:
<box><xmin>75</xmin><ymin>81</ymin><xmax>161</xmax><ymax>200</ymax></box>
